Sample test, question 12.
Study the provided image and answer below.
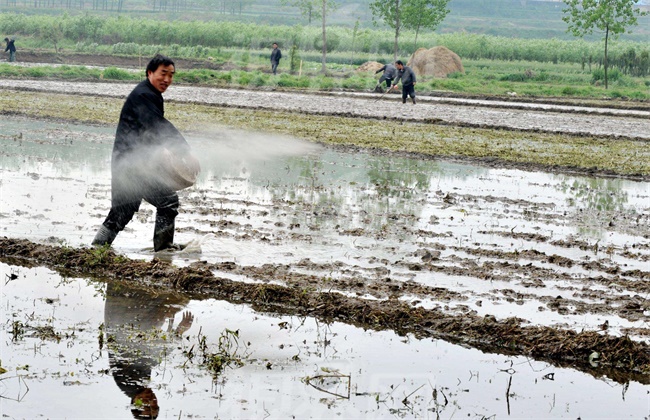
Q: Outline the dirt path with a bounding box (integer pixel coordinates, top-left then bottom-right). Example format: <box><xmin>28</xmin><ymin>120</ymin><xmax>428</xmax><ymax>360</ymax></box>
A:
<box><xmin>0</xmin><ymin>79</ymin><xmax>648</xmax><ymax>139</ymax></box>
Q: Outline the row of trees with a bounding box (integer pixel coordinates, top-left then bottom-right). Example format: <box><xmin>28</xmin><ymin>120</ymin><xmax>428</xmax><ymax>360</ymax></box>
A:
<box><xmin>269</xmin><ymin>0</ymin><xmax>647</xmax><ymax>86</ymax></box>
<box><xmin>3</xmin><ymin>0</ymin><xmax>251</xmax><ymax>12</ymax></box>
<box><xmin>2</xmin><ymin>13</ymin><xmax>648</xmax><ymax>62</ymax></box>
<box><xmin>1</xmin><ymin>1</ymin><xmax>647</xmax><ymax>86</ymax></box>
<box><xmin>282</xmin><ymin>0</ymin><xmax>450</xmax><ymax>72</ymax></box>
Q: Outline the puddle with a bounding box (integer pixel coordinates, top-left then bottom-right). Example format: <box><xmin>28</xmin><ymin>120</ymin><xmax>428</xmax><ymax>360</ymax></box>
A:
<box><xmin>1</xmin><ymin>263</ymin><xmax>648</xmax><ymax>418</ymax></box>
<box><xmin>2</xmin><ymin>116</ymin><xmax>649</xmax><ymax>334</ymax></box>
<box><xmin>1</xmin><ymin>115</ymin><xmax>649</xmax><ymax>416</ymax></box>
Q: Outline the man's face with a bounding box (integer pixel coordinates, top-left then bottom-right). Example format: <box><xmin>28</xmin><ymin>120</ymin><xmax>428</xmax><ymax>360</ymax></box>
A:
<box><xmin>147</xmin><ymin>64</ymin><xmax>175</xmax><ymax>93</ymax></box>
<box><xmin>273</xmin><ymin>43</ymin><xmax>278</xmax><ymax>49</ymax></box>
<box><xmin>395</xmin><ymin>63</ymin><xmax>404</xmax><ymax>70</ymax></box>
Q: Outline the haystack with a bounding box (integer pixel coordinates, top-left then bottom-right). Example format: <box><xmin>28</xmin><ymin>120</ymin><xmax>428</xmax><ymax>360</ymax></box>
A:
<box><xmin>356</xmin><ymin>61</ymin><xmax>385</xmax><ymax>73</ymax></box>
<box><xmin>407</xmin><ymin>46</ymin><xmax>464</xmax><ymax>78</ymax></box>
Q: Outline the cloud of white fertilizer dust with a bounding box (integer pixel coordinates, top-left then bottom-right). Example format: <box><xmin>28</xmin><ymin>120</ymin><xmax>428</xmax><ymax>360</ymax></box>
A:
<box><xmin>186</xmin><ymin>126</ymin><xmax>322</xmax><ymax>171</ymax></box>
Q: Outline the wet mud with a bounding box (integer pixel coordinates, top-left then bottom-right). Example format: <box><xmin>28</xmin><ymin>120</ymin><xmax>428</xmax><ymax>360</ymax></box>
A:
<box><xmin>0</xmin><ymin>79</ymin><xmax>649</xmax><ymax>142</ymax></box>
<box><xmin>1</xmin><ymin>79</ymin><xmax>649</xmax><ymax>398</ymax></box>
<box><xmin>0</xmin><ymin>85</ymin><xmax>649</xmax><ymax>181</ymax></box>
<box><xmin>1</xmin><ymin>237</ymin><xmax>649</xmax><ymax>385</ymax></box>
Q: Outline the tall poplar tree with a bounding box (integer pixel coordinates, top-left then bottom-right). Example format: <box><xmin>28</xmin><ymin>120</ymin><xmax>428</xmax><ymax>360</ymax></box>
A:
<box><xmin>562</xmin><ymin>0</ymin><xmax>647</xmax><ymax>89</ymax></box>
<box><xmin>281</xmin><ymin>0</ymin><xmax>320</xmax><ymax>24</ymax></box>
<box><xmin>370</xmin><ymin>0</ymin><xmax>403</xmax><ymax>61</ymax></box>
<box><xmin>370</xmin><ymin>0</ymin><xmax>451</xmax><ymax>61</ymax></box>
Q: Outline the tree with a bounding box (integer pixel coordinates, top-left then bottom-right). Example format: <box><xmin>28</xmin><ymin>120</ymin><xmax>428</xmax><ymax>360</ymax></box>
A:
<box><xmin>370</xmin><ymin>0</ymin><xmax>403</xmax><ymax>61</ymax></box>
<box><xmin>320</xmin><ymin>0</ymin><xmax>338</xmax><ymax>73</ymax></box>
<box><xmin>370</xmin><ymin>0</ymin><xmax>450</xmax><ymax>61</ymax></box>
<box><xmin>321</xmin><ymin>0</ymin><xmax>327</xmax><ymax>73</ymax></box>
<box><xmin>402</xmin><ymin>0</ymin><xmax>450</xmax><ymax>51</ymax></box>
<box><xmin>40</xmin><ymin>21</ymin><xmax>64</xmax><ymax>53</ymax></box>
<box><xmin>280</xmin><ymin>0</ymin><xmax>320</xmax><ymax>24</ymax></box>
<box><xmin>562</xmin><ymin>0</ymin><xmax>648</xmax><ymax>89</ymax></box>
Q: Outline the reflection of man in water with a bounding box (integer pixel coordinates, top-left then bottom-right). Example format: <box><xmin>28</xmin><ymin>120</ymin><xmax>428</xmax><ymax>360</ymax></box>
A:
<box><xmin>104</xmin><ymin>282</ymin><xmax>193</xmax><ymax>419</ymax></box>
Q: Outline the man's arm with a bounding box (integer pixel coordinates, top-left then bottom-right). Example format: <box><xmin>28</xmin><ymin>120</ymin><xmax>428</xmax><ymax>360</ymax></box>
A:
<box><xmin>392</xmin><ymin>70</ymin><xmax>403</xmax><ymax>88</ymax></box>
<box><xmin>134</xmin><ymin>90</ymin><xmax>191</xmax><ymax>154</ymax></box>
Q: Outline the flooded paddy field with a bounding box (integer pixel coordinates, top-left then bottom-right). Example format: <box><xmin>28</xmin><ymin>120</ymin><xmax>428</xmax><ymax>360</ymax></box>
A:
<box><xmin>1</xmin><ymin>115</ymin><xmax>649</xmax><ymax>418</ymax></box>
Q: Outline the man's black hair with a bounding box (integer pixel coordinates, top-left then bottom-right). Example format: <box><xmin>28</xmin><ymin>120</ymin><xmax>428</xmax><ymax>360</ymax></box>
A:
<box><xmin>146</xmin><ymin>54</ymin><xmax>175</xmax><ymax>74</ymax></box>
<box><xmin>4</xmin><ymin>38</ymin><xmax>8</xmax><ymax>42</ymax></box>
<box><xmin>395</xmin><ymin>60</ymin><xmax>404</xmax><ymax>66</ymax></box>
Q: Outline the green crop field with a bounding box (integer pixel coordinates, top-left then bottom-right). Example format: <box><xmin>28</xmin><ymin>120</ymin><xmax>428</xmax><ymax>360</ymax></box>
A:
<box><xmin>0</xmin><ymin>0</ymin><xmax>647</xmax><ymax>100</ymax></box>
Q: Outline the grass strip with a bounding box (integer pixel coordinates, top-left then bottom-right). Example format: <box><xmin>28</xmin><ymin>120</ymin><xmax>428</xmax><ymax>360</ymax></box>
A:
<box><xmin>0</xmin><ymin>89</ymin><xmax>648</xmax><ymax>177</ymax></box>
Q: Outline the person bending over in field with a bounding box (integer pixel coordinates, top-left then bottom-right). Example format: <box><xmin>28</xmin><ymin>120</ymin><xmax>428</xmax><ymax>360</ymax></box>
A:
<box><xmin>374</xmin><ymin>63</ymin><xmax>397</xmax><ymax>93</ymax></box>
<box><xmin>4</xmin><ymin>37</ymin><xmax>16</xmax><ymax>62</ymax></box>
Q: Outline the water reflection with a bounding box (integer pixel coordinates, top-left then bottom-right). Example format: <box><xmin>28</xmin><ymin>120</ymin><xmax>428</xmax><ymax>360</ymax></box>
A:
<box><xmin>3</xmin><ymin>262</ymin><xmax>648</xmax><ymax>418</ymax></box>
<box><xmin>104</xmin><ymin>282</ymin><xmax>193</xmax><ymax>419</ymax></box>
<box><xmin>2</xmin><ymin>115</ymin><xmax>649</xmax><ymax>344</ymax></box>
<box><xmin>0</xmin><ymin>118</ymin><xmax>113</xmax><ymax>174</ymax></box>
<box><xmin>561</xmin><ymin>178</ymin><xmax>629</xmax><ymax>212</ymax></box>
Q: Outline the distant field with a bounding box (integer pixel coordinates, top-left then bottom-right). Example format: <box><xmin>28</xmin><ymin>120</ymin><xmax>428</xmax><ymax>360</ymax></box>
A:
<box><xmin>0</xmin><ymin>0</ymin><xmax>648</xmax><ymax>41</ymax></box>
<box><xmin>0</xmin><ymin>1</ymin><xmax>646</xmax><ymax>101</ymax></box>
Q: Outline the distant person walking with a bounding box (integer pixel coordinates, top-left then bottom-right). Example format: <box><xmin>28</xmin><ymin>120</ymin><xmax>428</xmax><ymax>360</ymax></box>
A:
<box><xmin>270</xmin><ymin>42</ymin><xmax>282</xmax><ymax>75</ymax></box>
<box><xmin>391</xmin><ymin>60</ymin><xmax>417</xmax><ymax>104</ymax></box>
<box><xmin>374</xmin><ymin>63</ymin><xmax>397</xmax><ymax>93</ymax></box>
<box><xmin>4</xmin><ymin>38</ymin><xmax>16</xmax><ymax>62</ymax></box>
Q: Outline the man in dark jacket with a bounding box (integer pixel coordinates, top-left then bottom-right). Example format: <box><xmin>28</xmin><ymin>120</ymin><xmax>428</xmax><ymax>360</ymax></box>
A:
<box><xmin>374</xmin><ymin>63</ymin><xmax>397</xmax><ymax>92</ymax></box>
<box><xmin>391</xmin><ymin>60</ymin><xmax>417</xmax><ymax>104</ymax></box>
<box><xmin>92</xmin><ymin>54</ymin><xmax>200</xmax><ymax>252</ymax></box>
<box><xmin>270</xmin><ymin>42</ymin><xmax>282</xmax><ymax>75</ymax></box>
<box><xmin>4</xmin><ymin>37</ymin><xmax>16</xmax><ymax>62</ymax></box>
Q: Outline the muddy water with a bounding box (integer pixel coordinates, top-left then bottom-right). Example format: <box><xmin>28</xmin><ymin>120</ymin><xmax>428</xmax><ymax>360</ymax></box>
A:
<box><xmin>1</xmin><ymin>116</ymin><xmax>649</xmax><ymax>417</ymax></box>
<box><xmin>1</xmin><ymin>265</ymin><xmax>648</xmax><ymax>418</ymax></box>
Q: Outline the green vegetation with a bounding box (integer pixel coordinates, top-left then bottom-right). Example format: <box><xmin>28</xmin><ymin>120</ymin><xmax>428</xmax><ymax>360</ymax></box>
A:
<box><xmin>0</xmin><ymin>7</ymin><xmax>646</xmax><ymax>100</ymax></box>
<box><xmin>2</xmin><ymin>13</ymin><xmax>647</xmax><ymax>65</ymax></box>
<box><xmin>182</xmin><ymin>328</ymin><xmax>246</xmax><ymax>379</ymax></box>
<box><xmin>563</xmin><ymin>0</ymin><xmax>648</xmax><ymax>89</ymax></box>
<box><xmin>370</xmin><ymin>0</ymin><xmax>450</xmax><ymax>59</ymax></box>
<box><xmin>1</xmin><ymin>56</ymin><xmax>646</xmax><ymax>100</ymax></box>
<box><xmin>0</xmin><ymin>0</ymin><xmax>648</xmax><ymax>40</ymax></box>
<box><xmin>1</xmin><ymin>91</ymin><xmax>648</xmax><ymax>176</ymax></box>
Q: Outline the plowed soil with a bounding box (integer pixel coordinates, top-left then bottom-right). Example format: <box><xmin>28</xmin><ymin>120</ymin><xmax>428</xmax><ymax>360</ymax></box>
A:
<box><xmin>1</xmin><ymin>58</ymin><xmax>649</xmax><ymax>384</ymax></box>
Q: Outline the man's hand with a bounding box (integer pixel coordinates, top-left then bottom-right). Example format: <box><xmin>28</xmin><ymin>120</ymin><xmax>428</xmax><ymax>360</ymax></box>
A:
<box><xmin>174</xmin><ymin>310</ymin><xmax>194</xmax><ymax>335</ymax></box>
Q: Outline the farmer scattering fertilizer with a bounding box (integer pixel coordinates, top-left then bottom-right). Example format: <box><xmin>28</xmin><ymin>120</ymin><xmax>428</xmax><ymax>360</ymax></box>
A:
<box><xmin>92</xmin><ymin>54</ymin><xmax>200</xmax><ymax>252</ymax></box>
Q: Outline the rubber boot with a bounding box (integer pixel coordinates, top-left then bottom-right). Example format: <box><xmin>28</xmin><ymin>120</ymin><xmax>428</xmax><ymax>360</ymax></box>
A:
<box><xmin>412</xmin><ymin>98</ymin><xmax>416</xmax><ymax>105</ymax></box>
<box><xmin>92</xmin><ymin>225</ymin><xmax>118</xmax><ymax>247</ymax></box>
<box><xmin>153</xmin><ymin>217</ymin><xmax>176</xmax><ymax>252</ymax></box>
